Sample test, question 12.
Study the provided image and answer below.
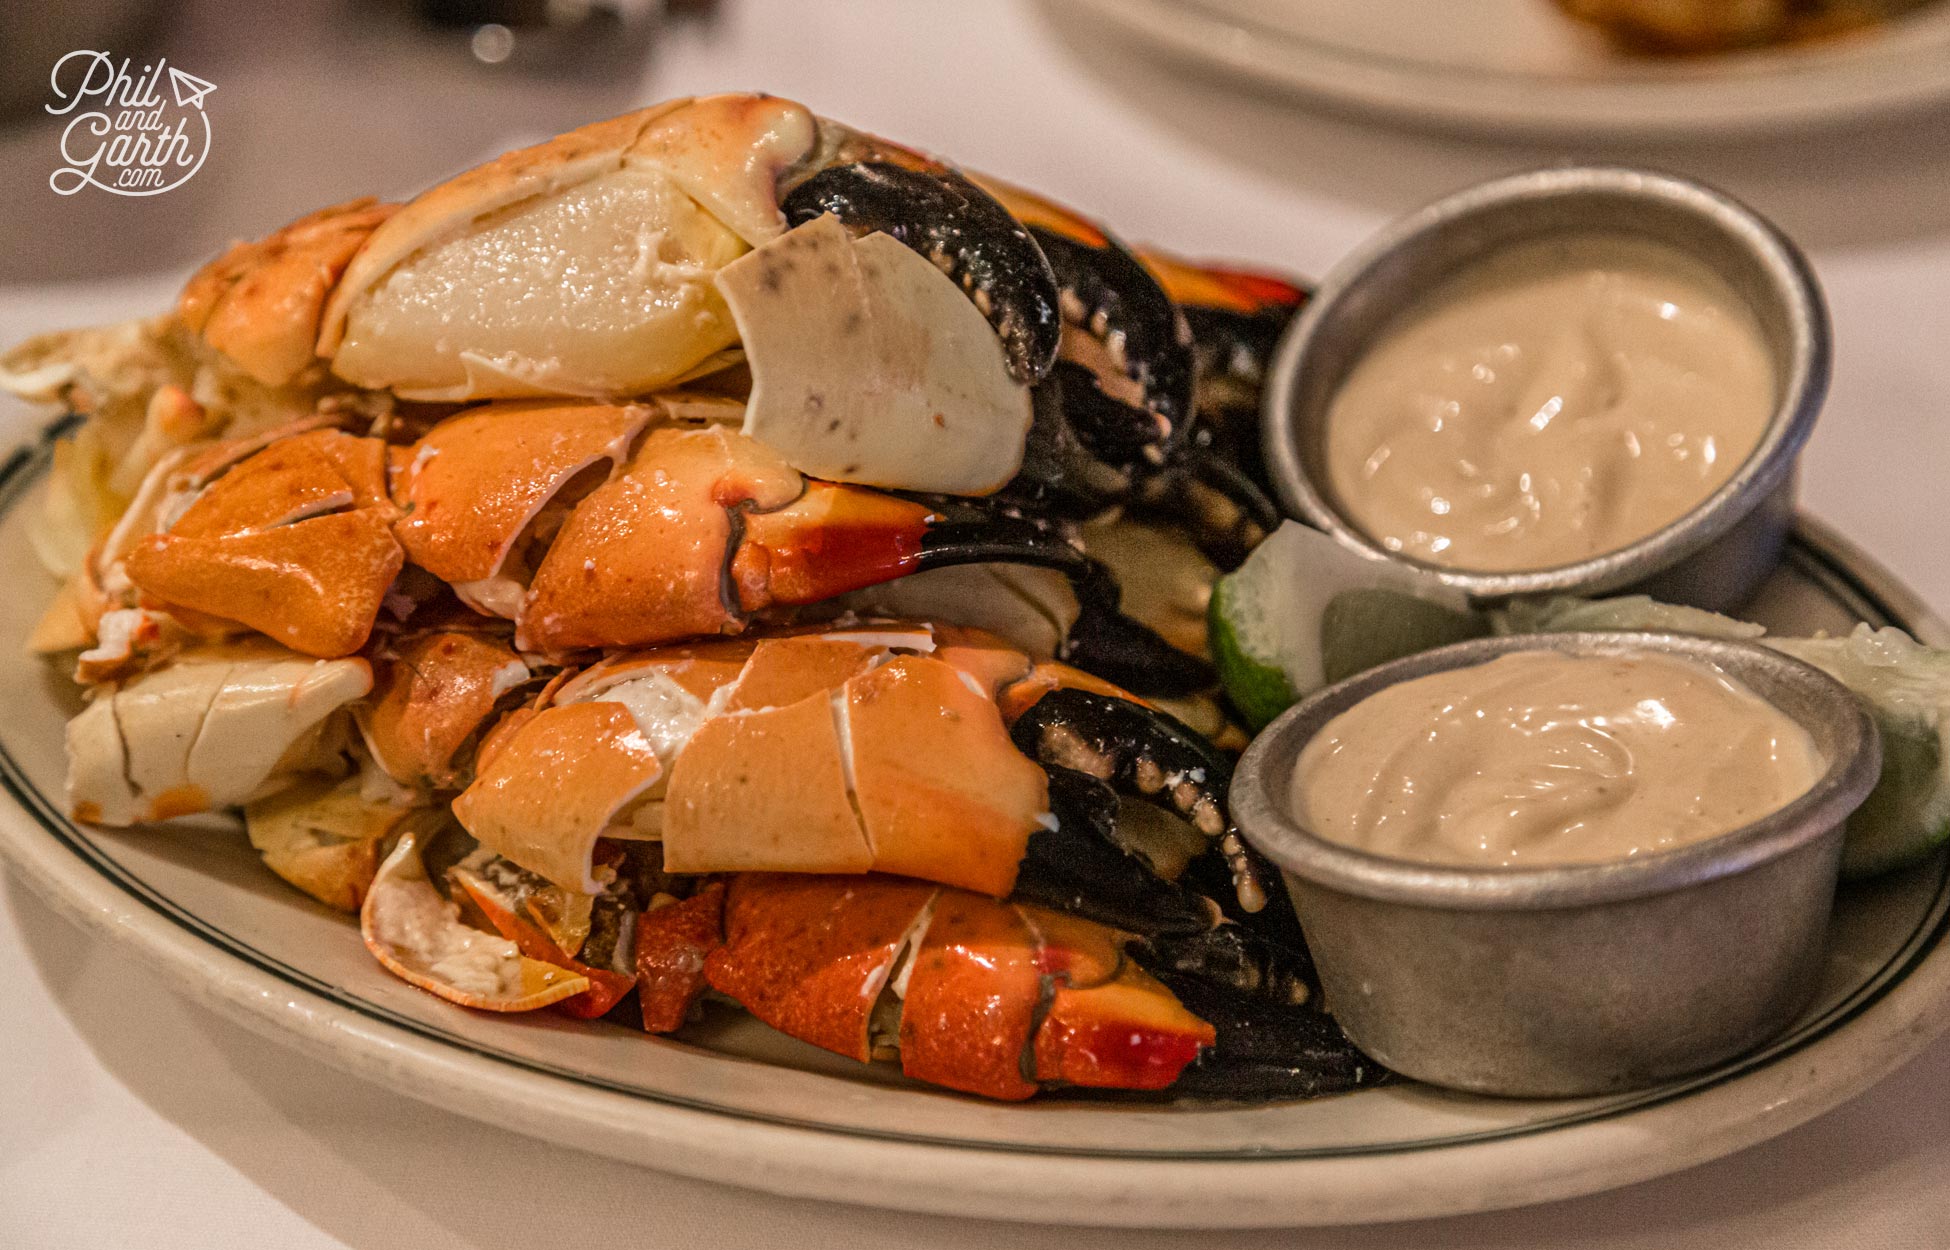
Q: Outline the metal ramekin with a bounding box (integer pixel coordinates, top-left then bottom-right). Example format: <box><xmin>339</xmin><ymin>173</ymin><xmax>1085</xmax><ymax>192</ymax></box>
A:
<box><xmin>1263</xmin><ymin>167</ymin><xmax>1831</xmax><ymax>612</ymax></box>
<box><xmin>1232</xmin><ymin>631</ymin><xmax>1880</xmax><ymax>1098</ymax></box>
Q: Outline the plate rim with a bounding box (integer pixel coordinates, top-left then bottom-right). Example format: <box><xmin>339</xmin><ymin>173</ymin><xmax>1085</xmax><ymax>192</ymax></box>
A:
<box><xmin>4</xmin><ymin>425</ymin><xmax>1950</xmax><ymax>1224</ymax></box>
<box><xmin>1054</xmin><ymin>0</ymin><xmax>1950</xmax><ymax>141</ymax></box>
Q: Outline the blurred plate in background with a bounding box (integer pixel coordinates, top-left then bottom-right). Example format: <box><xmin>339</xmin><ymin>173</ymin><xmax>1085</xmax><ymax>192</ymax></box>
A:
<box><xmin>1054</xmin><ymin>0</ymin><xmax>1950</xmax><ymax>140</ymax></box>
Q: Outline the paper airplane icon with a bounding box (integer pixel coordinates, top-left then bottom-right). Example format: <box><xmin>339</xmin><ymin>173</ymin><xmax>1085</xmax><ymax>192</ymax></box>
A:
<box><xmin>167</xmin><ymin>67</ymin><xmax>216</xmax><ymax>110</ymax></box>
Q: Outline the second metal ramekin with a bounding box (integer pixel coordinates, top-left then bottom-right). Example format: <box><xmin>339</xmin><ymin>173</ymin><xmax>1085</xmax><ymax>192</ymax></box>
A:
<box><xmin>1232</xmin><ymin>631</ymin><xmax>1880</xmax><ymax>1098</ymax></box>
<box><xmin>1263</xmin><ymin>166</ymin><xmax>1830</xmax><ymax>612</ymax></box>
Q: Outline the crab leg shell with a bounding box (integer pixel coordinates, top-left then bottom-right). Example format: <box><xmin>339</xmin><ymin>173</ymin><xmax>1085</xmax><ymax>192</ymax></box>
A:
<box><xmin>635</xmin><ymin>882</ymin><xmax>726</xmax><ymax>1033</ymax></box>
<box><xmin>362</xmin><ymin>828</ymin><xmax>590</xmax><ymax>1012</ymax></box>
<box><xmin>897</xmin><ymin>889</ymin><xmax>1043</xmax><ymax>1100</ymax></box>
<box><xmin>517</xmin><ymin>425</ymin><xmax>802</xmax><ymax>653</ymax></box>
<box><xmin>359</xmin><ymin>630</ymin><xmax>531</xmax><ymax>788</ymax></box>
<box><xmin>66</xmin><ymin>645</ymin><xmax>372</xmax><ymax>826</ymax></box>
<box><xmin>843</xmin><ymin>655</ymin><xmax>1047</xmax><ymax>898</ymax></box>
<box><xmin>731</xmin><ymin>480</ymin><xmax>932</xmax><ymax>614</ymax></box>
<box><xmin>243</xmin><ymin>774</ymin><xmax>410</xmax><ymax>912</ymax></box>
<box><xmin>660</xmin><ymin>687</ymin><xmax>874</xmax><ymax>875</ymax></box>
<box><xmin>451</xmin><ymin>867</ymin><xmax>636</xmax><ymax>1019</ymax></box>
<box><xmin>125</xmin><ymin>505</ymin><xmax>404</xmax><ymax>658</ymax></box>
<box><xmin>1033</xmin><ymin>962</ymin><xmax>1215</xmax><ymax>1092</ymax></box>
<box><xmin>451</xmin><ymin>701</ymin><xmax>664</xmax><ymax>892</ymax></box>
<box><xmin>703</xmin><ymin>873</ymin><xmax>938</xmax><ymax>1061</ymax></box>
<box><xmin>392</xmin><ymin>401</ymin><xmax>654</xmax><ymax>586</ymax></box>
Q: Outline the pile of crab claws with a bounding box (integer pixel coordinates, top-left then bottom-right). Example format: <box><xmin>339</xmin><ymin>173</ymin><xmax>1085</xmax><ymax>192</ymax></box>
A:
<box><xmin>450</xmin><ymin>865</ymin><xmax>636</xmax><ymax>1019</ymax></box>
<box><xmin>360</xmin><ymin>827</ymin><xmax>592</xmax><ymax>1013</ymax></box>
<box><xmin>702</xmin><ymin>874</ymin><xmax>1215</xmax><ymax>1101</ymax></box>
<box><xmin>634</xmin><ymin>881</ymin><xmax>726</xmax><ymax>1033</ymax></box>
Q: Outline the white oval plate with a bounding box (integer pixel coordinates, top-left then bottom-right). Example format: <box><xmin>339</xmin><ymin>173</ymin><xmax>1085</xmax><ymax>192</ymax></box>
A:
<box><xmin>1054</xmin><ymin>0</ymin><xmax>1950</xmax><ymax>141</ymax></box>
<box><xmin>3</xmin><ymin>428</ymin><xmax>1949</xmax><ymax>1228</ymax></box>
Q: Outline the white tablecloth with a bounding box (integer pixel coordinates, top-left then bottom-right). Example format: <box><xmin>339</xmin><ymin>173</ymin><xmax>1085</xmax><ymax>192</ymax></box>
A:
<box><xmin>7</xmin><ymin>1</ymin><xmax>1950</xmax><ymax>1244</ymax></box>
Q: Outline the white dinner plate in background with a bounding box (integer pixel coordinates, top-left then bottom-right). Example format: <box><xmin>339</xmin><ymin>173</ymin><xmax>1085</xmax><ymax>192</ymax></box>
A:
<box><xmin>1054</xmin><ymin>0</ymin><xmax>1950</xmax><ymax>140</ymax></box>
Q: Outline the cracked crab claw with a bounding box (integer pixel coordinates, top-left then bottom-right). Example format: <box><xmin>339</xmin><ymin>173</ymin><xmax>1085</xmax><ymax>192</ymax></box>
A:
<box><xmin>362</xmin><ymin>826</ymin><xmax>590</xmax><ymax>1012</ymax></box>
<box><xmin>358</xmin><ymin>629</ymin><xmax>531</xmax><ymax>789</ymax></box>
<box><xmin>244</xmin><ymin>774</ymin><xmax>413</xmax><ymax>911</ymax></box>
<box><xmin>391</xmin><ymin>401</ymin><xmax>655</xmax><ymax>616</ymax></box>
<box><xmin>65</xmin><ymin>642</ymin><xmax>372</xmax><ymax>826</ymax></box>
<box><xmin>450</xmin><ymin>701</ymin><xmax>663</xmax><ymax>893</ymax></box>
<box><xmin>516</xmin><ymin>424</ymin><xmax>931</xmax><ymax>653</ymax></box>
<box><xmin>122</xmin><ymin>427</ymin><xmax>404</xmax><ymax>658</ymax></box>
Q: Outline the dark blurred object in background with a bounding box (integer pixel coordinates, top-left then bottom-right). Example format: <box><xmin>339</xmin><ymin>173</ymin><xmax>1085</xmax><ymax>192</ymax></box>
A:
<box><xmin>406</xmin><ymin>0</ymin><xmax>664</xmax><ymax>74</ymax></box>
<box><xmin>0</xmin><ymin>0</ymin><xmax>718</xmax><ymax>286</ymax></box>
<box><xmin>0</xmin><ymin>0</ymin><xmax>171</xmax><ymax>120</ymax></box>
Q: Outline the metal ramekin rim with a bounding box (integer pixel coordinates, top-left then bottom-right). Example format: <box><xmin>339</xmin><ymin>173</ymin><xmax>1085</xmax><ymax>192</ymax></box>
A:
<box><xmin>1233</xmin><ymin>631</ymin><xmax>1882</xmax><ymax>911</ymax></box>
<box><xmin>1262</xmin><ymin>165</ymin><xmax>1832</xmax><ymax>600</ymax></box>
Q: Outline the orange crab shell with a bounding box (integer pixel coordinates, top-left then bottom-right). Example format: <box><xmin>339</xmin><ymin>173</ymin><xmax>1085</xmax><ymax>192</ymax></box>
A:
<box><xmin>451</xmin><ymin>867</ymin><xmax>636</xmax><ymax>1019</ymax></box>
<box><xmin>121</xmin><ymin>427</ymin><xmax>404</xmax><ymax>660</ymax></box>
<box><xmin>703</xmin><ymin>874</ymin><xmax>1216</xmax><ymax>1100</ymax></box>
<box><xmin>662</xmin><ymin>684</ymin><xmax>875</xmax><ymax>875</ymax></box>
<box><xmin>179</xmin><ymin>197</ymin><xmax>398</xmax><ymax>386</ymax></box>
<box><xmin>841</xmin><ymin>654</ymin><xmax>1049</xmax><ymax>897</ymax></box>
<box><xmin>635</xmin><ymin>882</ymin><xmax>727</xmax><ymax>1033</ymax></box>
<box><xmin>451</xmin><ymin>701</ymin><xmax>664</xmax><ymax>892</ymax></box>
<box><xmin>360</xmin><ymin>630</ymin><xmax>531</xmax><ymax>788</ymax></box>
<box><xmin>517</xmin><ymin>425</ymin><xmax>802</xmax><ymax>652</ymax></box>
<box><xmin>703</xmin><ymin>873</ymin><xmax>938</xmax><ymax>1061</ymax></box>
<box><xmin>125</xmin><ymin>505</ymin><xmax>404</xmax><ymax>659</ymax></box>
<box><xmin>660</xmin><ymin>648</ymin><xmax>1047</xmax><ymax>897</ymax></box>
<box><xmin>392</xmin><ymin>401</ymin><xmax>654</xmax><ymax>585</ymax></box>
<box><xmin>1134</xmin><ymin>248</ymin><xmax>1307</xmax><ymax>319</ymax></box>
<box><xmin>898</xmin><ymin>887</ymin><xmax>1044</xmax><ymax>1100</ymax></box>
<box><xmin>1034</xmin><ymin>965</ymin><xmax>1216</xmax><ymax>1092</ymax></box>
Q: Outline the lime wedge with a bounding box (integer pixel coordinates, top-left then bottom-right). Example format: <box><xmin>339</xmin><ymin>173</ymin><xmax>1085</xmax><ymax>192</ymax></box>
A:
<box><xmin>1208</xmin><ymin>523</ymin><xmax>1485</xmax><ymax>729</ymax></box>
<box><xmin>1770</xmin><ymin>625</ymin><xmax>1950</xmax><ymax>880</ymax></box>
<box><xmin>1492</xmin><ymin>594</ymin><xmax>1764</xmax><ymax>641</ymax></box>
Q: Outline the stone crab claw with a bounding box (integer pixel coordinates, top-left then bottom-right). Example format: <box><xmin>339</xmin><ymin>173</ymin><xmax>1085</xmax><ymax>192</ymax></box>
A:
<box><xmin>65</xmin><ymin>640</ymin><xmax>372</xmax><ymax>826</ymax></box>
<box><xmin>296</xmin><ymin>94</ymin><xmax>1058</xmax><ymax>405</ymax></box>
<box><xmin>387</xmin><ymin>399</ymin><xmax>1205</xmax><ymax>691</ymax></box>
<box><xmin>389</xmin><ymin>404</ymin><xmax>938</xmax><ymax>652</ymax></box>
<box><xmin>361</xmin><ymin>825</ymin><xmax>591</xmax><ymax>1012</ymax></box>
<box><xmin>451</xmin><ymin>626</ymin><xmax>1049</xmax><ymax>899</ymax></box>
<box><xmin>699</xmin><ymin>873</ymin><xmax>1215</xmax><ymax>1100</ymax></box>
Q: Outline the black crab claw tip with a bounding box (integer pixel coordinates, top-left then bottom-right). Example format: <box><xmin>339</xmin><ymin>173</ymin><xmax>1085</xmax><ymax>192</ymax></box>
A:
<box><xmin>781</xmin><ymin>161</ymin><xmax>1063</xmax><ymax>385</ymax></box>
<box><xmin>1008</xmin><ymin>687</ymin><xmax>1277</xmax><ymax>916</ymax></box>
<box><xmin>912</xmin><ymin>515</ymin><xmax>1216</xmax><ymax>698</ymax></box>
<box><xmin>1027</xmin><ymin>224</ymin><xmax>1197</xmax><ymax>464</ymax></box>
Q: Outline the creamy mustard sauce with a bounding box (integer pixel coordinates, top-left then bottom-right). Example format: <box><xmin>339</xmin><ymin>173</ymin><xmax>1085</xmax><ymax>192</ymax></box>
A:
<box><xmin>1324</xmin><ymin>235</ymin><xmax>1776</xmax><ymax>573</ymax></box>
<box><xmin>1293</xmin><ymin>650</ymin><xmax>1823</xmax><ymax>867</ymax></box>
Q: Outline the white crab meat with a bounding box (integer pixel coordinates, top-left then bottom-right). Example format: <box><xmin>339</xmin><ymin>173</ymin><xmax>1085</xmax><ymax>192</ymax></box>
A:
<box><xmin>361</xmin><ymin>826</ymin><xmax>590</xmax><ymax>1011</ymax></box>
